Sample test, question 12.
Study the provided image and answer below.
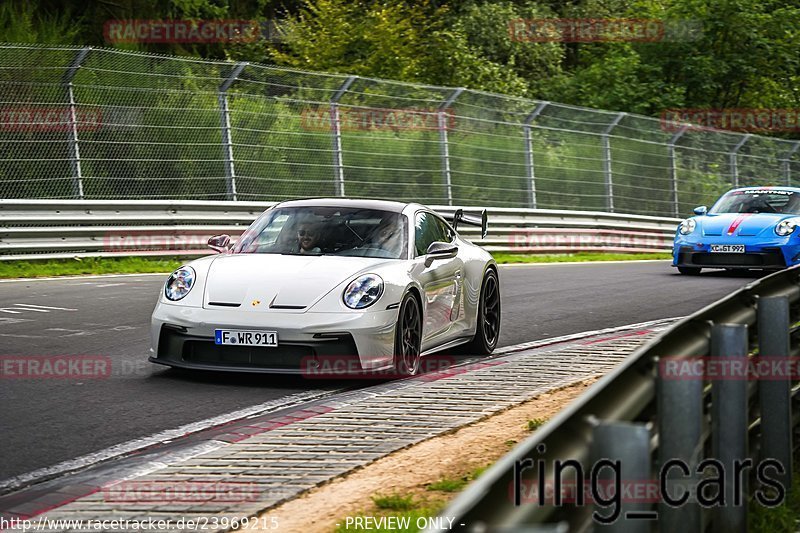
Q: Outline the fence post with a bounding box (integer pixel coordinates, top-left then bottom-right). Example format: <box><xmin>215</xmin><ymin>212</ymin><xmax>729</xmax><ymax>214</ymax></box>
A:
<box><xmin>524</xmin><ymin>102</ymin><xmax>549</xmax><ymax>209</ymax></box>
<box><xmin>63</xmin><ymin>46</ymin><xmax>91</xmax><ymax>200</ymax></box>
<box><xmin>781</xmin><ymin>141</ymin><xmax>800</xmax><ymax>186</ymax></box>
<box><xmin>438</xmin><ymin>88</ymin><xmax>464</xmax><ymax>206</ymax></box>
<box><xmin>668</xmin><ymin>125</ymin><xmax>689</xmax><ymax>217</ymax></box>
<box><xmin>602</xmin><ymin>113</ymin><xmax>626</xmax><ymax>213</ymax></box>
<box><xmin>729</xmin><ymin>135</ymin><xmax>751</xmax><ymax>189</ymax></box>
<box><xmin>330</xmin><ymin>76</ymin><xmax>358</xmax><ymax>197</ymax></box>
<box><xmin>658</xmin><ymin>353</ymin><xmax>703</xmax><ymax>532</ymax></box>
<box><xmin>710</xmin><ymin>324</ymin><xmax>749</xmax><ymax>533</ymax></box>
<box><xmin>757</xmin><ymin>296</ymin><xmax>793</xmax><ymax>491</ymax></box>
<box><xmin>591</xmin><ymin>422</ymin><xmax>652</xmax><ymax>532</ymax></box>
<box><xmin>218</xmin><ymin>62</ymin><xmax>248</xmax><ymax>201</ymax></box>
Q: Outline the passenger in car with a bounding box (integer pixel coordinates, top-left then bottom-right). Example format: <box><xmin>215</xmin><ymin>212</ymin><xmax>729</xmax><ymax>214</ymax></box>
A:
<box><xmin>370</xmin><ymin>217</ymin><xmax>403</xmax><ymax>256</ymax></box>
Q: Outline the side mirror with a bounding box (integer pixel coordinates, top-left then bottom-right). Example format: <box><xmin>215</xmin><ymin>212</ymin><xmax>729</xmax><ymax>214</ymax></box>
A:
<box><xmin>424</xmin><ymin>241</ymin><xmax>458</xmax><ymax>267</ymax></box>
<box><xmin>208</xmin><ymin>234</ymin><xmax>231</xmax><ymax>253</ymax></box>
<box><xmin>693</xmin><ymin>206</ymin><xmax>708</xmax><ymax>216</ymax></box>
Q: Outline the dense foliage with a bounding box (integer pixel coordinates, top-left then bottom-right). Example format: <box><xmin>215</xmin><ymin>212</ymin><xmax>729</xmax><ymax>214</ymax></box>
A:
<box><xmin>3</xmin><ymin>0</ymin><xmax>799</xmax><ymax>124</ymax></box>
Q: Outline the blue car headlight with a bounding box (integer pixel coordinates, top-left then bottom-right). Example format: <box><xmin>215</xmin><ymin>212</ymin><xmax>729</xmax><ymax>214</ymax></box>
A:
<box><xmin>776</xmin><ymin>219</ymin><xmax>800</xmax><ymax>237</ymax></box>
<box><xmin>343</xmin><ymin>274</ymin><xmax>384</xmax><ymax>309</ymax></box>
<box><xmin>679</xmin><ymin>218</ymin><xmax>696</xmax><ymax>235</ymax></box>
<box><xmin>165</xmin><ymin>266</ymin><xmax>195</xmax><ymax>301</ymax></box>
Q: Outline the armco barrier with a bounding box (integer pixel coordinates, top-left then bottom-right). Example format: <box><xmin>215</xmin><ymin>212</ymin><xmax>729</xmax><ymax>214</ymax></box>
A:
<box><xmin>427</xmin><ymin>265</ymin><xmax>800</xmax><ymax>532</ymax></box>
<box><xmin>0</xmin><ymin>200</ymin><xmax>679</xmax><ymax>260</ymax></box>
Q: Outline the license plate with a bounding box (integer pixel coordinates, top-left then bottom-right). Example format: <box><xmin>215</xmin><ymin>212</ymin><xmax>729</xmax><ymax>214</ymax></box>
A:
<box><xmin>710</xmin><ymin>244</ymin><xmax>745</xmax><ymax>253</ymax></box>
<box><xmin>214</xmin><ymin>329</ymin><xmax>278</xmax><ymax>347</ymax></box>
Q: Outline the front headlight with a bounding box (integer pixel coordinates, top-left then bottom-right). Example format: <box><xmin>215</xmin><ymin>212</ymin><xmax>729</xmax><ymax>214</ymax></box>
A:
<box><xmin>776</xmin><ymin>219</ymin><xmax>799</xmax><ymax>236</ymax></box>
<box><xmin>679</xmin><ymin>218</ymin><xmax>696</xmax><ymax>235</ymax></box>
<box><xmin>165</xmin><ymin>266</ymin><xmax>195</xmax><ymax>301</ymax></box>
<box><xmin>343</xmin><ymin>274</ymin><xmax>384</xmax><ymax>309</ymax></box>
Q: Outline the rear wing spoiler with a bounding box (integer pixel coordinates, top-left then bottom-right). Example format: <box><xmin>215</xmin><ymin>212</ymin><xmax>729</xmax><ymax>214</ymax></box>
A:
<box><xmin>452</xmin><ymin>209</ymin><xmax>488</xmax><ymax>239</ymax></box>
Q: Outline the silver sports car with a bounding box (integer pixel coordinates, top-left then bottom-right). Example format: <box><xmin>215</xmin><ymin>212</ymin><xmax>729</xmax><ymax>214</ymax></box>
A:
<box><xmin>149</xmin><ymin>198</ymin><xmax>501</xmax><ymax>376</ymax></box>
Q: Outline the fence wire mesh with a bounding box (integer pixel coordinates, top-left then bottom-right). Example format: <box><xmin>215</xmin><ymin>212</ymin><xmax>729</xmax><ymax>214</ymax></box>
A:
<box><xmin>2</xmin><ymin>43</ymin><xmax>799</xmax><ymax>217</ymax></box>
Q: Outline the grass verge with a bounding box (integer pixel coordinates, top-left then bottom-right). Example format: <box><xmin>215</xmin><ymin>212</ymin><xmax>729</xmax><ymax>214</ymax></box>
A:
<box><xmin>493</xmin><ymin>252</ymin><xmax>672</xmax><ymax>264</ymax></box>
<box><xmin>333</xmin><ymin>467</ymin><xmax>491</xmax><ymax>532</ymax></box>
<box><xmin>0</xmin><ymin>252</ymin><xmax>672</xmax><ymax>279</ymax></box>
<box><xmin>750</xmin><ymin>461</ymin><xmax>800</xmax><ymax>532</ymax></box>
<box><xmin>0</xmin><ymin>257</ymin><xmax>185</xmax><ymax>279</ymax></box>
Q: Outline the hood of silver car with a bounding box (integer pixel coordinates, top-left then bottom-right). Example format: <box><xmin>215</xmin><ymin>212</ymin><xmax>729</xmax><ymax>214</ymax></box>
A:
<box><xmin>202</xmin><ymin>253</ymin><xmax>388</xmax><ymax>310</ymax></box>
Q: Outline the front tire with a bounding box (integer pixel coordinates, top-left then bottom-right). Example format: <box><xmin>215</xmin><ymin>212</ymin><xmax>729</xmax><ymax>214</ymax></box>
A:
<box><xmin>678</xmin><ymin>266</ymin><xmax>701</xmax><ymax>275</ymax></box>
<box><xmin>393</xmin><ymin>292</ymin><xmax>422</xmax><ymax>376</ymax></box>
<box><xmin>463</xmin><ymin>269</ymin><xmax>501</xmax><ymax>355</ymax></box>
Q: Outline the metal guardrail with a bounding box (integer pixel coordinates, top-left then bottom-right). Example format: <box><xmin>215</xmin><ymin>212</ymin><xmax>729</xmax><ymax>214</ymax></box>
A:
<box><xmin>0</xmin><ymin>200</ymin><xmax>679</xmax><ymax>260</ymax></box>
<box><xmin>429</xmin><ymin>266</ymin><xmax>800</xmax><ymax>532</ymax></box>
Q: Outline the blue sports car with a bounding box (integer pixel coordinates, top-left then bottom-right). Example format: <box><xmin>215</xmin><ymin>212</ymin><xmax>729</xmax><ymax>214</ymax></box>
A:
<box><xmin>673</xmin><ymin>187</ymin><xmax>800</xmax><ymax>275</ymax></box>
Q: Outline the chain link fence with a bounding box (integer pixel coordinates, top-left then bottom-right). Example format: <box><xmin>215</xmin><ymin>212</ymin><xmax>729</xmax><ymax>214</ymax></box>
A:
<box><xmin>1</xmin><ymin>43</ymin><xmax>799</xmax><ymax>217</ymax></box>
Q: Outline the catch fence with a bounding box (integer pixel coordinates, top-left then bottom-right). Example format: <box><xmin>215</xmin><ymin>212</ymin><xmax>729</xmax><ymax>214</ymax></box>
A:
<box><xmin>1</xmin><ymin>44</ymin><xmax>798</xmax><ymax>217</ymax></box>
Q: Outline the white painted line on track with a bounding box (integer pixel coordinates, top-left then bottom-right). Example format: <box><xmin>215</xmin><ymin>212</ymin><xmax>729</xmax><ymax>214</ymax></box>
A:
<box><xmin>0</xmin><ymin>272</ymin><xmax>169</xmax><ymax>283</ymax></box>
<box><xmin>14</xmin><ymin>304</ymin><xmax>77</xmax><ymax>311</ymax></box>
<box><xmin>492</xmin><ymin>316</ymin><xmax>680</xmax><ymax>355</ymax></box>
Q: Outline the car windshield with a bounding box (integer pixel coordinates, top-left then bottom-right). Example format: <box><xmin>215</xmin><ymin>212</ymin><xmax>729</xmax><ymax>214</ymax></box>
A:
<box><xmin>233</xmin><ymin>206</ymin><xmax>408</xmax><ymax>259</ymax></box>
<box><xmin>710</xmin><ymin>190</ymin><xmax>800</xmax><ymax>215</ymax></box>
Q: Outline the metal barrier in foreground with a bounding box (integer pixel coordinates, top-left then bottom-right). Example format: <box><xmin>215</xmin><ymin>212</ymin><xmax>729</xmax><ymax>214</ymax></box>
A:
<box><xmin>429</xmin><ymin>265</ymin><xmax>800</xmax><ymax>532</ymax></box>
<box><xmin>0</xmin><ymin>200</ymin><xmax>678</xmax><ymax>260</ymax></box>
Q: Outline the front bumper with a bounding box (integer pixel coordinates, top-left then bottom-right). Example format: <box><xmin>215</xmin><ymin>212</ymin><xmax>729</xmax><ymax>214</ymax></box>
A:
<box><xmin>672</xmin><ymin>237</ymin><xmax>800</xmax><ymax>270</ymax></box>
<box><xmin>150</xmin><ymin>303</ymin><xmax>398</xmax><ymax>374</ymax></box>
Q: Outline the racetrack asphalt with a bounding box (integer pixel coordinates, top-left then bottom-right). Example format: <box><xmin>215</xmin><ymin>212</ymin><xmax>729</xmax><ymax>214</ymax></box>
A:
<box><xmin>0</xmin><ymin>261</ymin><xmax>762</xmax><ymax>481</ymax></box>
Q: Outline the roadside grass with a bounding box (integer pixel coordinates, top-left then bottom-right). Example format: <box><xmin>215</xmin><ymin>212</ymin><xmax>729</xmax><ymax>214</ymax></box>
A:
<box><xmin>426</xmin><ymin>466</ymin><xmax>488</xmax><ymax>493</ymax></box>
<box><xmin>526</xmin><ymin>417</ymin><xmax>548</xmax><ymax>431</ymax></box>
<box><xmin>750</xmin><ymin>463</ymin><xmax>800</xmax><ymax>532</ymax></box>
<box><xmin>372</xmin><ymin>494</ymin><xmax>417</xmax><ymax>511</ymax></box>
<box><xmin>334</xmin><ymin>467</ymin><xmax>490</xmax><ymax>532</ymax></box>
<box><xmin>0</xmin><ymin>252</ymin><xmax>671</xmax><ymax>279</ymax></box>
<box><xmin>0</xmin><ymin>257</ymin><xmax>186</xmax><ymax>278</ymax></box>
<box><xmin>493</xmin><ymin>252</ymin><xmax>672</xmax><ymax>264</ymax></box>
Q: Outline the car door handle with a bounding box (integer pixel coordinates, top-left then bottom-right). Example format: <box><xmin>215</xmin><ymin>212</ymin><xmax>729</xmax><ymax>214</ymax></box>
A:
<box><xmin>455</xmin><ymin>271</ymin><xmax>462</xmax><ymax>279</ymax></box>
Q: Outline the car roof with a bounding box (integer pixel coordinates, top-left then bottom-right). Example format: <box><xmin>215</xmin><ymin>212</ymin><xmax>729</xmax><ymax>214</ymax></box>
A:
<box><xmin>274</xmin><ymin>198</ymin><xmax>419</xmax><ymax>213</ymax></box>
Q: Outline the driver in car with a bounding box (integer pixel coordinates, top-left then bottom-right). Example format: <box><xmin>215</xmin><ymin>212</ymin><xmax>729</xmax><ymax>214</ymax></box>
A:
<box><xmin>295</xmin><ymin>223</ymin><xmax>321</xmax><ymax>254</ymax></box>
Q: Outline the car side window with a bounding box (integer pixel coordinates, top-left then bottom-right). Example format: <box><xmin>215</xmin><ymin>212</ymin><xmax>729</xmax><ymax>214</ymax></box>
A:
<box><xmin>438</xmin><ymin>217</ymin><xmax>456</xmax><ymax>242</ymax></box>
<box><xmin>414</xmin><ymin>211</ymin><xmax>450</xmax><ymax>257</ymax></box>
